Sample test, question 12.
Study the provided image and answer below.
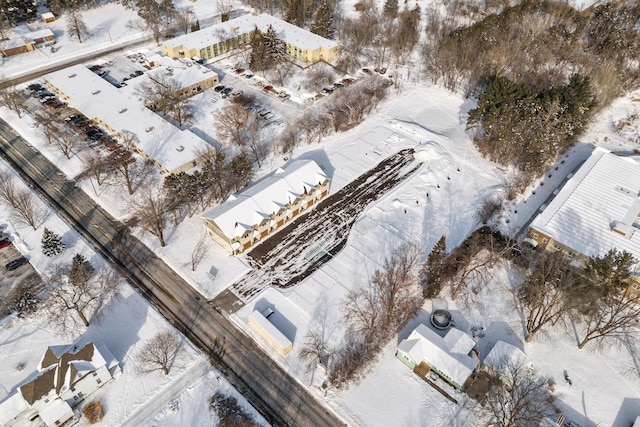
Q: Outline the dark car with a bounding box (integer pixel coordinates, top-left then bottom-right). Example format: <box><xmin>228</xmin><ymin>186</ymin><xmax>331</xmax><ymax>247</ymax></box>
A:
<box><xmin>221</xmin><ymin>87</ymin><xmax>233</xmax><ymax>95</ymax></box>
<box><xmin>129</xmin><ymin>73</ymin><xmax>137</xmax><ymax>78</ymax></box>
<box><xmin>6</xmin><ymin>257</ymin><xmax>28</xmax><ymax>271</ymax></box>
<box><xmin>135</xmin><ymin>70</ymin><xmax>144</xmax><ymax>76</ymax></box>
<box><xmin>28</xmin><ymin>83</ymin><xmax>43</xmax><ymax>91</ymax></box>
<box><xmin>214</xmin><ymin>85</ymin><xmax>225</xmax><ymax>93</ymax></box>
<box><xmin>37</xmin><ymin>91</ymin><xmax>54</xmax><ymax>98</ymax></box>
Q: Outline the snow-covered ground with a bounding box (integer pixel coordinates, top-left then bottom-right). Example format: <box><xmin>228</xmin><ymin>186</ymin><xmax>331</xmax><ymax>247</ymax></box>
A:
<box><xmin>2</xmin><ymin>0</ymin><xmax>639</xmax><ymax>426</ymax></box>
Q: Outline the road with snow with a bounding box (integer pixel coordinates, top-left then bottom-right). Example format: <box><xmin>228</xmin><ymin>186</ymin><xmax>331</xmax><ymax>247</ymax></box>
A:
<box><xmin>0</xmin><ymin>118</ymin><xmax>342</xmax><ymax>427</ymax></box>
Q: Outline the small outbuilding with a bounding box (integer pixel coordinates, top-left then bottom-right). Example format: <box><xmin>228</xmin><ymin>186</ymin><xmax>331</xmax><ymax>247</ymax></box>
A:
<box><xmin>41</xmin><ymin>12</ymin><xmax>55</xmax><ymax>23</ymax></box>
<box><xmin>248</xmin><ymin>309</ymin><xmax>293</xmax><ymax>356</ymax></box>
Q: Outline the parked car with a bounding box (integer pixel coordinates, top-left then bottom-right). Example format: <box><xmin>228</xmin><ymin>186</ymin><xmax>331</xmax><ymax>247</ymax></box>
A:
<box><xmin>234</xmin><ymin>68</ymin><xmax>245</xmax><ymax>74</ymax></box>
<box><xmin>28</xmin><ymin>83</ymin><xmax>43</xmax><ymax>91</ymax></box>
<box><xmin>341</xmin><ymin>78</ymin><xmax>355</xmax><ymax>85</ymax></box>
<box><xmin>65</xmin><ymin>114</ymin><xmax>79</xmax><ymax>123</ymax></box>
<box><xmin>214</xmin><ymin>85</ymin><xmax>225</xmax><ymax>93</ymax></box>
<box><xmin>37</xmin><ymin>91</ymin><xmax>54</xmax><ymax>99</ymax></box>
<box><xmin>333</xmin><ymin>82</ymin><xmax>345</xmax><ymax>89</ymax></box>
<box><xmin>263</xmin><ymin>85</ymin><xmax>274</xmax><ymax>93</ymax></box>
<box><xmin>231</xmin><ymin>90</ymin><xmax>243</xmax><ymax>97</ymax></box>
<box><xmin>321</xmin><ymin>87</ymin><xmax>334</xmax><ymax>95</ymax></box>
<box><xmin>6</xmin><ymin>257</ymin><xmax>28</xmax><ymax>271</ymax></box>
<box><xmin>135</xmin><ymin>70</ymin><xmax>144</xmax><ymax>76</ymax></box>
<box><xmin>245</xmin><ymin>74</ymin><xmax>254</xmax><ymax>79</ymax></box>
<box><xmin>0</xmin><ymin>240</ymin><xmax>11</xmax><ymax>250</ymax></box>
<box><xmin>221</xmin><ymin>87</ymin><xmax>233</xmax><ymax>95</ymax></box>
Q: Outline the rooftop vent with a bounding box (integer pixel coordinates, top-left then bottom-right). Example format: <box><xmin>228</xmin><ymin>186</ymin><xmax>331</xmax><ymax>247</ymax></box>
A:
<box><xmin>91</xmin><ymin>90</ymin><xmax>100</xmax><ymax>95</ymax></box>
<box><xmin>68</xmin><ymin>73</ymin><xmax>76</xmax><ymax>78</ymax></box>
<box><xmin>118</xmin><ymin>108</ymin><xmax>127</xmax><ymax>113</ymax></box>
<box><xmin>176</xmin><ymin>145</ymin><xmax>184</xmax><ymax>152</ymax></box>
<box><xmin>145</xmin><ymin>127</ymin><xmax>154</xmax><ymax>132</ymax></box>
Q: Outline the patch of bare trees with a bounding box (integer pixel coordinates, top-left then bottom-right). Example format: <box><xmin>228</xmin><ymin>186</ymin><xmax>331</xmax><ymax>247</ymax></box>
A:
<box><xmin>136</xmin><ymin>330</ymin><xmax>181</xmax><ymax>375</ymax></box>
<box><xmin>124</xmin><ymin>0</ymin><xmax>176</xmax><ymax>45</ymax></box>
<box><xmin>482</xmin><ymin>359</ymin><xmax>555</xmax><ymax>427</ymax></box>
<box><xmin>66</xmin><ymin>8</ymin><xmax>89</xmax><ymax>43</ymax></box>
<box><xmin>332</xmin><ymin>242</ymin><xmax>422</xmax><ymax>387</ymax></box>
<box><xmin>213</xmin><ymin>104</ymin><xmax>266</xmax><ymax>167</ymax></box>
<box><xmin>0</xmin><ymin>77</ymin><xmax>26</xmax><ymax>118</ymax></box>
<box><xmin>130</xmin><ymin>187</ymin><xmax>169</xmax><ymax>247</ymax></box>
<box><xmin>0</xmin><ymin>170</ymin><xmax>45</xmax><ymax>230</ymax></box>
<box><xmin>137</xmin><ymin>76</ymin><xmax>193</xmax><ymax>126</ymax></box>
<box><xmin>45</xmin><ymin>257</ymin><xmax>121</xmax><ymax>335</ymax></box>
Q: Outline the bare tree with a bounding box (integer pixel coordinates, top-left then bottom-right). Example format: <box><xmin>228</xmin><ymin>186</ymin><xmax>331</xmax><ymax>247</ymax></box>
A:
<box><xmin>484</xmin><ymin>360</ymin><xmax>554</xmax><ymax>427</ymax></box>
<box><xmin>518</xmin><ymin>251</ymin><xmax>580</xmax><ymax>342</ymax></box>
<box><xmin>0</xmin><ymin>79</ymin><xmax>26</xmax><ymax>118</ymax></box>
<box><xmin>343</xmin><ymin>281</ymin><xmax>383</xmax><ymax>344</ymax></box>
<box><xmin>45</xmin><ymin>263</ymin><xmax>121</xmax><ymax>334</ymax></box>
<box><xmin>39</xmin><ymin>120</ymin><xmax>61</xmax><ymax>146</ymax></box>
<box><xmin>131</xmin><ymin>188</ymin><xmax>169</xmax><ymax>247</ymax></box>
<box><xmin>375</xmin><ymin>242</ymin><xmax>422</xmax><ymax>326</ymax></box>
<box><xmin>136</xmin><ymin>330</ymin><xmax>181</xmax><ymax>375</ymax></box>
<box><xmin>0</xmin><ymin>170</ymin><xmax>17</xmax><ymax>207</ymax></box>
<box><xmin>278</xmin><ymin>126</ymin><xmax>300</xmax><ymax>156</ymax></box>
<box><xmin>213</xmin><ymin>104</ymin><xmax>265</xmax><ymax>167</ymax></box>
<box><xmin>110</xmin><ymin>130</ymin><xmax>141</xmax><ymax>195</ymax></box>
<box><xmin>303</xmin><ymin>64</ymin><xmax>336</xmax><ymax>92</ymax></box>
<box><xmin>190</xmin><ymin>234</ymin><xmax>208</xmax><ymax>271</ymax></box>
<box><xmin>67</xmin><ymin>8</ymin><xmax>89</xmax><ymax>43</ymax></box>
<box><xmin>124</xmin><ymin>0</ymin><xmax>176</xmax><ymax>45</ymax></box>
<box><xmin>175</xmin><ymin>8</ymin><xmax>194</xmax><ymax>34</ymax></box>
<box><xmin>216</xmin><ymin>0</ymin><xmax>234</xmax><ymax>21</ymax></box>
<box><xmin>53</xmin><ymin>130</ymin><xmax>79</xmax><ymax>159</ymax></box>
<box><xmin>12</xmin><ymin>189</ymin><xmax>43</xmax><ymax>230</ymax></box>
<box><xmin>268</xmin><ymin>60</ymin><xmax>295</xmax><ymax>87</ymax></box>
<box><xmin>299</xmin><ymin>327</ymin><xmax>332</xmax><ymax>384</ymax></box>
<box><xmin>297</xmin><ymin>111</ymin><xmax>332</xmax><ymax>145</ymax></box>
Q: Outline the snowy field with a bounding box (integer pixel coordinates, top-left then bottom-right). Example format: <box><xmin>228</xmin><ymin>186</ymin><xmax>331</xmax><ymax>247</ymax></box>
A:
<box><xmin>1</xmin><ymin>0</ymin><xmax>638</xmax><ymax>426</ymax></box>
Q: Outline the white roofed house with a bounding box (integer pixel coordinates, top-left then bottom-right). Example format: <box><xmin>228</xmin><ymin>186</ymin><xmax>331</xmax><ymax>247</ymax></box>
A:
<box><xmin>0</xmin><ymin>342</ymin><xmax>120</xmax><ymax>427</ymax></box>
<box><xmin>527</xmin><ymin>147</ymin><xmax>640</xmax><ymax>300</ymax></box>
<box><xmin>396</xmin><ymin>324</ymin><xmax>479</xmax><ymax>391</ymax></box>
<box><xmin>202</xmin><ymin>160</ymin><xmax>330</xmax><ymax>254</ymax></box>
<box><xmin>43</xmin><ymin>64</ymin><xmax>212</xmax><ymax>175</ymax></box>
<box><xmin>163</xmin><ymin>13</ymin><xmax>339</xmax><ymax>63</ymax></box>
<box><xmin>144</xmin><ymin>54</ymin><xmax>219</xmax><ymax>100</ymax></box>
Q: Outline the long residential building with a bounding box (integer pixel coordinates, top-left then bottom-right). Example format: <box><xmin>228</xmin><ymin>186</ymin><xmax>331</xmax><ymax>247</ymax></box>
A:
<box><xmin>44</xmin><ymin>64</ymin><xmax>213</xmax><ymax>174</ymax></box>
<box><xmin>163</xmin><ymin>13</ymin><xmax>339</xmax><ymax>64</ymax></box>
<box><xmin>202</xmin><ymin>160</ymin><xmax>330</xmax><ymax>254</ymax></box>
<box><xmin>527</xmin><ymin>147</ymin><xmax>640</xmax><ymax>299</ymax></box>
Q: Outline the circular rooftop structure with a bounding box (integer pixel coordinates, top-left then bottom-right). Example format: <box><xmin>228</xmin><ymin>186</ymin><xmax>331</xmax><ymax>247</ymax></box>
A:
<box><xmin>430</xmin><ymin>309</ymin><xmax>452</xmax><ymax>330</ymax></box>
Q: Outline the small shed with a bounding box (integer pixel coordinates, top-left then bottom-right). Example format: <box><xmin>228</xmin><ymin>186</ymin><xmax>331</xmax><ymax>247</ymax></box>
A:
<box><xmin>41</xmin><ymin>12</ymin><xmax>55</xmax><ymax>23</ymax></box>
<box><xmin>248</xmin><ymin>309</ymin><xmax>293</xmax><ymax>356</ymax></box>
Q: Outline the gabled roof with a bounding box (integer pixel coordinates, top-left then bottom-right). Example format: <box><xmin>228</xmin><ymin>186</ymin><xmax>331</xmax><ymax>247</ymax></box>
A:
<box><xmin>164</xmin><ymin>13</ymin><xmax>338</xmax><ymax>52</ymax></box>
<box><xmin>203</xmin><ymin>160</ymin><xmax>328</xmax><ymax>239</ymax></box>
<box><xmin>20</xmin><ymin>343</ymin><xmax>107</xmax><ymax>405</ymax></box>
<box><xmin>530</xmin><ymin>148</ymin><xmax>640</xmax><ymax>259</ymax></box>
<box><xmin>398</xmin><ymin>324</ymin><xmax>477</xmax><ymax>387</ymax></box>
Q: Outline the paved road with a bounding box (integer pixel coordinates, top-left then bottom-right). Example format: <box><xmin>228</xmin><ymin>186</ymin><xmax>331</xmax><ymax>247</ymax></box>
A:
<box><xmin>0</xmin><ymin>118</ymin><xmax>343</xmax><ymax>427</ymax></box>
<box><xmin>0</xmin><ymin>35</ymin><xmax>153</xmax><ymax>89</ymax></box>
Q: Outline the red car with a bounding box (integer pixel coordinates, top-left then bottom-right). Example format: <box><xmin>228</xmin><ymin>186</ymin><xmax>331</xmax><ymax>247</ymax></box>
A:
<box><xmin>263</xmin><ymin>85</ymin><xmax>273</xmax><ymax>93</ymax></box>
<box><xmin>0</xmin><ymin>240</ymin><xmax>11</xmax><ymax>249</ymax></box>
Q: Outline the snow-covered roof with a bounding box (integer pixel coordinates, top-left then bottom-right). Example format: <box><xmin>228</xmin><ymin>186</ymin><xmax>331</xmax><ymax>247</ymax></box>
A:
<box><xmin>397</xmin><ymin>324</ymin><xmax>477</xmax><ymax>387</ymax></box>
<box><xmin>44</xmin><ymin>64</ymin><xmax>211</xmax><ymax>173</ymax></box>
<box><xmin>26</xmin><ymin>28</ymin><xmax>54</xmax><ymax>40</ymax></box>
<box><xmin>530</xmin><ymin>148</ymin><xmax>640</xmax><ymax>259</ymax></box>
<box><xmin>248</xmin><ymin>310</ymin><xmax>292</xmax><ymax>351</ymax></box>
<box><xmin>41</xmin><ymin>12</ymin><xmax>55</xmax><ymax>19</ymax></box>
<box><xmin>482</xmin><ymin>340</ymin><xmax>528</xmax><ymax>370</ymax></box>
<box><xmin>0</xmin><ymin>393</ymin><xmax>29</xmax><ymax>425</ymax></box>
<box><xmin>144</xmin><ymin>54</ymin><xmax>217</xmax><ymax>90</ymax></box>
<box><xmin>38</xmin><ymin>398</ymin><xmax>73</xmax><ymax>427</ymax></box>
<box><xmin>164</xmin><ymin>13</ymin><xmax>337</xmax><ymax>52</ymax></box>
<box><xmin>203</xmin><ymin>160</ymin><xmax>328</xmax><ymax>239</ymax></box>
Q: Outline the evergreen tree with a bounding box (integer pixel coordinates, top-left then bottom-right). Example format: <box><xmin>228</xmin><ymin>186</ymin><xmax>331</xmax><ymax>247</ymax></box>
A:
<box><xmin>69</xmin><ymin>254</ymin><xmax>95</xmax><ymax>288</ymax></box>
<box><xmin>263</xmin><ymin>24</ymin><xmax>284</xmax><ymax>67</ymax></box>
<box><xmin>41</xmin><ymin>227</ymin><xmax>67</xmax><ymax>257</ymax></box>
<box><xmin>285</xmin><ymin>1</ymin><xmax>303</xmax><ymax>27</ymax></box>
<box><xmin>383</xmin><ymin>0</ymin><xmax>399</xmax><ymax>19</ymax></box>
<box><xmin>420</xmin><ymin>235</ymin><xmax>448</xmax><ymax>298</ymax></box>
<box><xmin>310</xmin><ymin>0</ymin><xmax>336</xmax><ymax>39</ymax></box>
<box><xmin>249</xmin><ymin>26</ymin><xmax>268</xmax><ymax>72</ymax></box>
<box><xmin>191</xmin><ymin>18</ymin><xmax>200</xmax><ymax>32</ymax></box>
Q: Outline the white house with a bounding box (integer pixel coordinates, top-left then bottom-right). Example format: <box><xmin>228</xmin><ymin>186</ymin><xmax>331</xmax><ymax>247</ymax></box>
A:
<box><xmin>396</xmin><ymin>324</ymin><xmax>478</xmax><ymax>390</ymax></box>
<box><xmin>0</xmin><ymin>342</ymin><xmax>120</xmax><ymax>427</ymax></box>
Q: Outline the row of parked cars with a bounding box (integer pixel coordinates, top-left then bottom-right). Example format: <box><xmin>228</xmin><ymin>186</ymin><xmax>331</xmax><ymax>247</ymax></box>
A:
<box><xmin>27</xmin><ymin>83</ymin><xmax>66</xmax><ymax>109</ymax></box>
<box><xmin>63</xmin><ymin>113</ymin><xmax>131</xmax><ymax>161</ymax></box>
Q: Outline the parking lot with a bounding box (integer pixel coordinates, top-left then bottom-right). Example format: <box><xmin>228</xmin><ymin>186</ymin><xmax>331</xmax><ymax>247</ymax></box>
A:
<box><xmin>0</xmin><ymin>226</ymin><xmax>42</xmax><ymax>317</ymax></box>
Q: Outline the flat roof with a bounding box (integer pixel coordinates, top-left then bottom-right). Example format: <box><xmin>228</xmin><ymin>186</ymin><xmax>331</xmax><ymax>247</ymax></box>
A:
<box><xmin>249</xmin><ymin>310</ymin><xmax>292</xmax><ymax>351</ymax></box>
<box><xmin>530</xmin><ymin>147</ymin><xmax>640</xmax><ymax>259</ymax></box>
<box><xmin>144</xmin><ymin>54</ymin><xmax>218</xmax><ymax>90</ymax></box>
<box><xmin>203</xmin><ymin>160</ymin><xmax>328</xmax><ymax>238</ymax></box>
<box><xmin>164</xmin><ymin>13</ymin><xmax>337</xmax><ymax>52</ymax></box>
<box><xmin>44</xmin><ymin>64</ymin><xmax>211</xmax><ymax>173</ymax></box>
